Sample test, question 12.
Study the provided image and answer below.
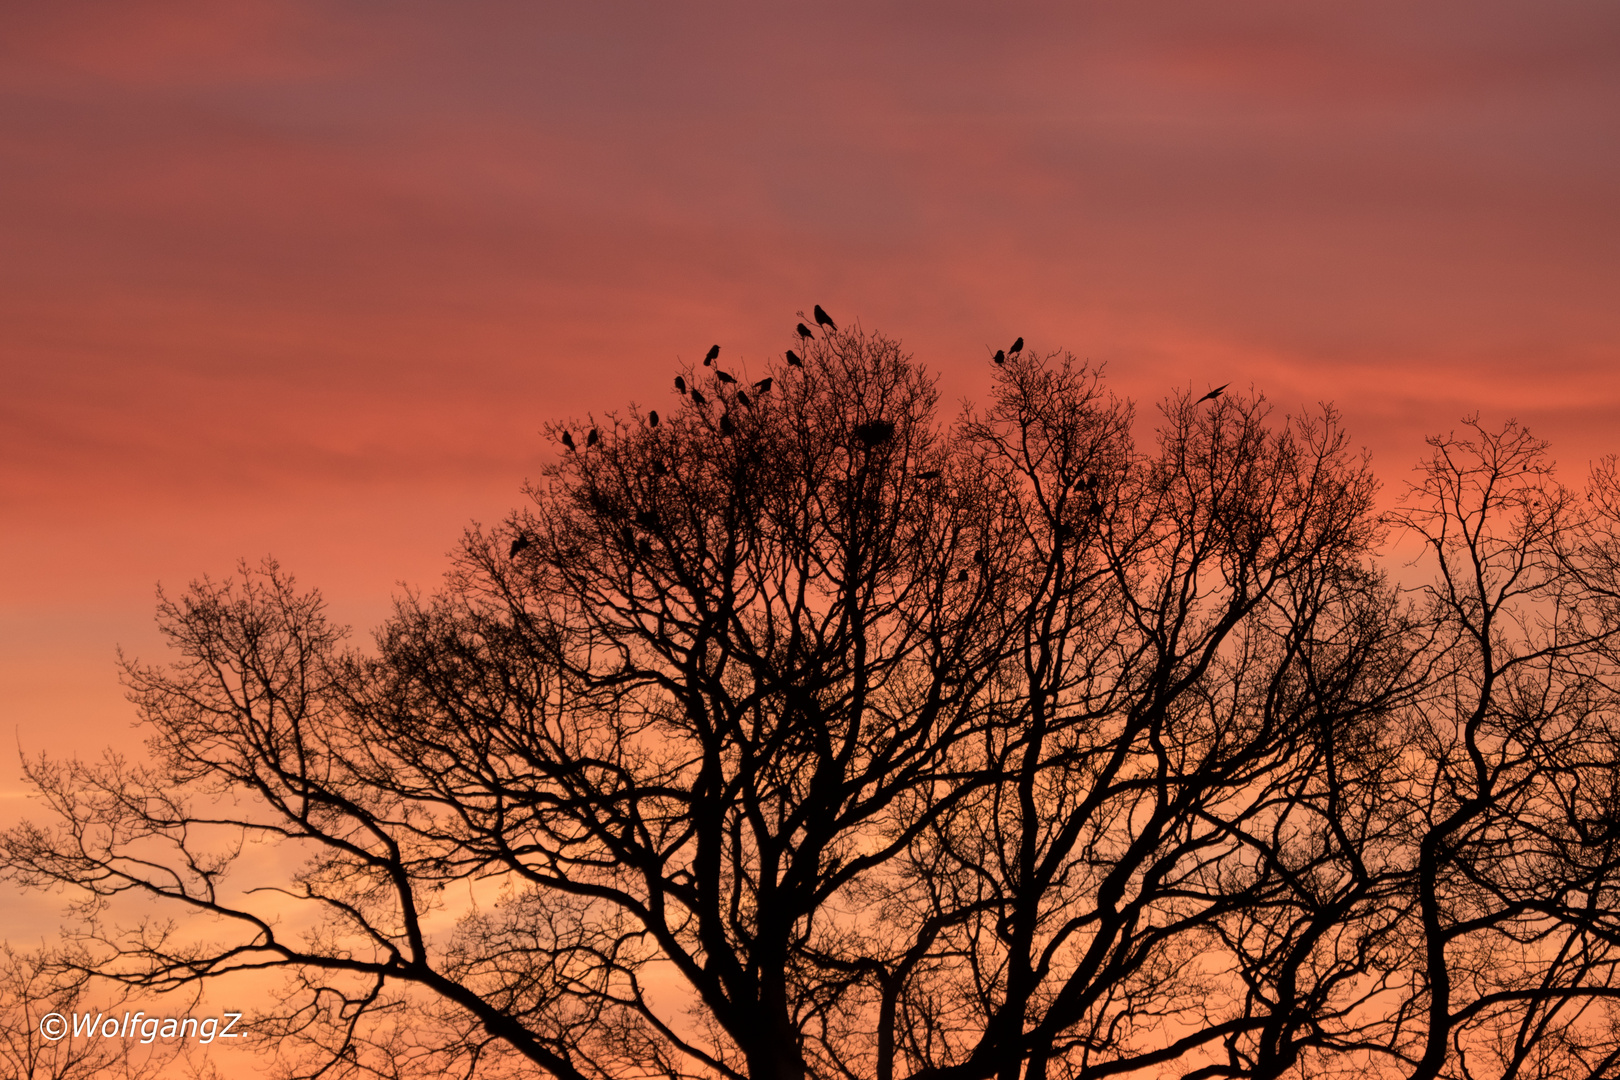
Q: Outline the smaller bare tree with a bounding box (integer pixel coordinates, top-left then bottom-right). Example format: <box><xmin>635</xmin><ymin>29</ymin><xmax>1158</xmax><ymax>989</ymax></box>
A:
<box><xmin>0</xmin><ymin>941</ymin><xmax>201</xmax><ymax>1080</ymax></box>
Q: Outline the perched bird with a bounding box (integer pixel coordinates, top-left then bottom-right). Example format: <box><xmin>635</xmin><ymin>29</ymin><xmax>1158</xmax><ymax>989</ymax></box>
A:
<box><xmin>974</xmin><ymin>550</ymin><xmax>987</xmax><ymax>565</ymax></box>
<box><xmin>561</xmin><ymin>431</ymin><xmax>576</xmax><ymax>451</ymax></box>
<box><xmin>993</xmin><ymin>350</ymin><xmax>1006</xmax><ymax>365</ymax></box>
<box><xmin>736</xmin><ymin>390</ymin><xmax>752</xmax><ymax>409</ymax></box>
<box><xmin>705</xmin><ymin>345</ymin><xmax>720</xmax><ymax>366</ymax></box>
<box><xmin>586</xmin><ymin>428</ymin><xmax>599</xmax><ymax>448</ymax></box>
<box><xmin>621</xmin><ymin>526</ymin><xmax>636</xmax><ymax>549</ymax></box>
<box><xmin>652</xmin><ymin>461</ymin><xmax>669</xmax><ymax>476</ymax></box>
<box><xmin>716</xmin><ymin>370</ymin><xmax>737</xmax><ymax>385</ymax></box>
<box><xmin>637</xmin><ymin>538</ymin><xmax>652</xmax><ymax>559</ymax></box>
<box><xmin>1010</xmin><ymin>336</ymin><xmax>1024</xmax><ymax>355</ymax></box>
<box><xmin>636</xmin><ymin>509</ymin><xmax>657</xmax><ymax>528</ymax></box>
<box><xmin>854</xmin><ymin>419</ymin><xmax>895</xmax><ymax>447</ymax></box>
<box><xmin>957</xmin><ymin>568</ymin><xmax>970</xmax><ymax>582</ymax></box>
<box><xmin>754</xmin><ymin>377</ymin><xmax>773</xmax><ymax>393</ymax></box>
<box><xmin>691</xmin><ymin>388</ymin><xmax>708</xmax><ymax>406</ymax></box>
<box><xmin>785</xmin><ymin>350</ymin><xmax>803</xmax><ymax>368</ymax></box>
<box><xmin>797</xmin><ymin>323</ymin><xmax>814</xmax><ymax>341</ymax></box>
<box><xmin>917</xmin><ymin>469</ymin><xmax>941</xmax><ymax>481</ymax></box>
<box><xmin>509</xmin><ymin>536</ymin><xmax>532</xmax><ymax>558</ymax></box>
<box><xmin>720</xmin><ymin>414</ymin><xmax>735</xmax><ymax>437</ymax></box>
<box><xmin>675</xmin><ymin>375</ymin><xmax>687</xmax><ymax>394</ymax></box>
<box><xmin>648</xmin><ymin>410</ymin><xmax>659</xmax><ymax>428</ymax></box>
<box><xmin>814</xmin><ymin>305</ymin><xmax>837</xmax><ymax>331</ymax></box>
<box><xmin>1196</xmin><ymin>384</ymin><xmax>1229</xmax><ymax>404</ymax></box>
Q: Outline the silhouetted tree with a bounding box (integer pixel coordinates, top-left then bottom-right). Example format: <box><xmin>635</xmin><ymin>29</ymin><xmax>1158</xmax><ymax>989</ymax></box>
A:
<box><xmin>0</xmin><ymin>943</ymin><xmax>195</xmax><ymax>1080</ymax></box>
<box><xmin>7</xmin><ymin>325</ymin><xmax>1620</xmax><ymax>1080</ymax></box>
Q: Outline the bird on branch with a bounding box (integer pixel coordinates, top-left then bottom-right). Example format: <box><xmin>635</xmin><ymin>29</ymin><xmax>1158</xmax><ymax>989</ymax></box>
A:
<box><xmin>1197</xmin><ymin>384</ymin><xmax>1229</xmax><ymax>404</ymax></box>
<box><xmin>814</xmin><ymin>305</ymin><xmax>837</xmax><ymax>331</ymax></box>
<box><xmin>705</xmin><ymin>345</ymin><xmax>720</xmax><ymax>366</ymax></box>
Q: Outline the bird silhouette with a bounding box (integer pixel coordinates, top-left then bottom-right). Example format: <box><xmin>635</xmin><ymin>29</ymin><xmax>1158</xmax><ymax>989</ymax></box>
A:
<box><xmin>754</xmin><ymin>377</ymin><xmax>773</xmax><ymax>393</ymax></box>
<box><xmin>561</xmin><ymin>431</ymin><xmax>576</xmax><ymax>451</ymax></box>
<box><xmin>1010</xmin><ymin>336</ymin><xmax>1024</xmax><ymax>355</ymax></box>
<box><xmin>974</xmin><ymin>550</ymin><xmax>987</xmax><ymax>565</ymax></box>
<box><xmin>720</xmin><ymin>414</ymin><xmax>735</xmax><ymax>437</ymax></box>
<box><xmin>637</xmin><ymin>538</ymin><xmax>652</xmax><ymax>558</ymax></box>
<box><xmin>797</xmin><ymin>323</ymin><xmax>814</xmax><ymax>340</ymax></box>
<box><xmin>1196</xmin><ymin>384</ymin><xmax>1229</xmax><ymax>404</ymax></box>
<box><xmin>917</xmin><ymin>470</ymin><xmax>941</xmax><ymax>480</ymax></box>
<box><xmin>814</xmin><ymin>305</ymin><xmax>837</xmax><ymax>331</ymax></box>
<box><xmin>675</xmin><ymin>375</ymin><xmax>687</xmax><ymax>394</ymax></box>
<box><xmin>705</xmin><ymin>345</ymin><xmax>720</xmax><ymax>366</ymax></box>
<box><xmin>509</xmin><ymin>536</ymin><xmax>532</xmax><ymax>558</ymax></box>
<box><xmin>648</xmin><ymin>410</ymin><xmax>659</xmax><ymax>428</ymax></box>
<box><xmin>635</xmin><ymin>509</ymin><xmax>657</xmax><ymax>528</ymax></box>
<box><xmin>785</xmin><ymin>350</ymin><xmax>803</xmax><ymax>367</ymax></box>
<box><xmin>586</xmin><ymin>428</ymin><xmax>599</xmax><ymax>448</ymax></box>
<box><xmin>621</xmin><ymin>526</ymin><xmax>636</xmax><ymax>549</ymax></box>
<box><xmin>652</xmin><ymin>460</ymin><xmax>669</xmax><ymax>476</ymax></box>
<box><xmin>957</xmin><ymin>568</ymin><xmax>970</xmax><ymax>582</ymax></box>
<box><xmin>716</xmin><ymin>370</ymin><xmax>737</xmax><ymax>385</ymax></box>
<box><xmin>736</xmin><ymin>390</ymin><xmax>752</xmax><ymax>409</ymax></box>
<box><xmin>993</xmin><ymin>350</ymin><xmax>1005</xmax><ymax>365</ymax></box>
<box><xmin>691</xmin><ymin>388</ymin><xmax>707</xmax><ymax>406</ymax></box>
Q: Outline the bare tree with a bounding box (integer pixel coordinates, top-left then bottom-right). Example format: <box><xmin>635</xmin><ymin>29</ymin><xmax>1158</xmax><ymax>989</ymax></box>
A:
<box><xmin>0</xmin><ymin>942</ymin><xmax>194</xmax><ymax>1080</ymax></box>
<box><xmin>1377</xmin><ymin>420</ymin><xmax>1620</xmax><ymax>1080</ymax></box>
<box><xmin>5</xmin><ymin>325</ymin><xmax>1620</xmax><ymax>1080</ymax></box>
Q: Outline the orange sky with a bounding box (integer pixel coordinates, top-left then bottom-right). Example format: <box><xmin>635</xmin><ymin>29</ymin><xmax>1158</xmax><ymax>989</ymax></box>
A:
<box><xmin>4</xmin><ymin>1</ymin><xmax>1620</xmax><ymax>933</ymax></box>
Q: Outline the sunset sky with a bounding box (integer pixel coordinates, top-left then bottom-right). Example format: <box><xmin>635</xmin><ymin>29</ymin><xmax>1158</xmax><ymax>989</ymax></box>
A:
<box><xmin>3</xmin><ymin>0</ymin><xmax>1620</xmax><ymax>934</ymax></box>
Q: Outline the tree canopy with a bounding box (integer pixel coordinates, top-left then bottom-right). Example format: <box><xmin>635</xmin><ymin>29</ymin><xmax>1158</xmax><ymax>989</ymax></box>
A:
<box><xmin>9</xmin><ymin>325</ymin><xmax>1620</xmax><ymax>1080</ymax></box>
